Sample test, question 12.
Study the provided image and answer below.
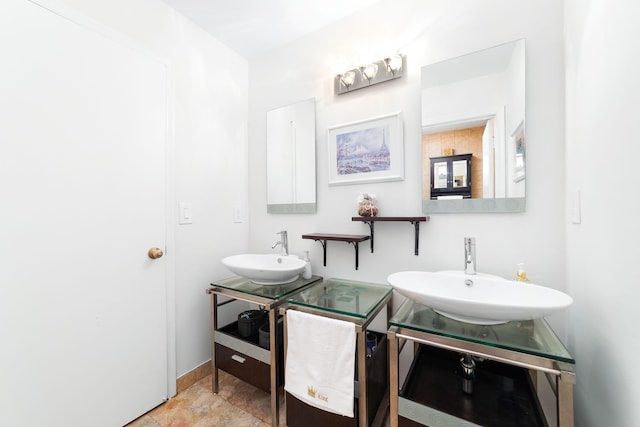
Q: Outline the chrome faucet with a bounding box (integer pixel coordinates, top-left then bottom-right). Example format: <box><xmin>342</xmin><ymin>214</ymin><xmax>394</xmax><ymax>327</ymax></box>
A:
<box><xmin>272</xmin><ymin>230</ymin><xmax>289</xmax><ymax>256</ymax></box>
<box><xmin>464</xmin><ymin>237</ymin><xmax>476</xmax><ymax>275</ymax></box>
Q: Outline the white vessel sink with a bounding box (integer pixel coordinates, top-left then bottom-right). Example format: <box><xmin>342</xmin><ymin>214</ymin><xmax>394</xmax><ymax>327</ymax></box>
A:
<box><xmin>387</xmin><ymin>270</ymin><xmax>573</xmax><ymax>325</ymax></box>
<box><xmin>222</xmin><ymin>254</ymin><xmax>306</xmax><ymax>285</ymax></box>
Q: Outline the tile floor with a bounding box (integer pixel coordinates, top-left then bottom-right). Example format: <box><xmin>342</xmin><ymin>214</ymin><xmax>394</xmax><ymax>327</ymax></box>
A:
<box><xmin>126</xmin><ymin>371</ymin><xmax>282</xmax><ymax>427</ymax></box>
<box><xmin>126</xmin><ymin>371</ymin><xmax>390</xmax><ymax>427</ymax></box>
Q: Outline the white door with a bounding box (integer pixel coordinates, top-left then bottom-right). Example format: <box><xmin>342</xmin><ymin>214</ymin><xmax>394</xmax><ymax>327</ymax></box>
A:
<box><xmin>0</xmin><ymin>1</ymin><xmax>171</xmax><ymax>426</ymax></box>
<box><xmin>482</xmin><ymin>118</ymin><xmax>495</xmax><ymax>198</ymax></box>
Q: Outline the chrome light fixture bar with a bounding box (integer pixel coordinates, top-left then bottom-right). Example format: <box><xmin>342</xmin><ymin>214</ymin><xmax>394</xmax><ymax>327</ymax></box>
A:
<box><xmin>335</xmin><ymin>54</ymin><xmax>405</xmax><ymax>95</ymax></box>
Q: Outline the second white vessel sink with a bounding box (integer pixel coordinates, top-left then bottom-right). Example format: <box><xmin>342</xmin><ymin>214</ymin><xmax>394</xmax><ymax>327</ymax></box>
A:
<box><xmin>387</xmin><ymin>270</ymin><xmax>573</xmax><ymax>324</ymax></box>
<box><xmin>222</xmin><ymin>254</ymin><xmax>306</xmax><ymax>285</ymax></box>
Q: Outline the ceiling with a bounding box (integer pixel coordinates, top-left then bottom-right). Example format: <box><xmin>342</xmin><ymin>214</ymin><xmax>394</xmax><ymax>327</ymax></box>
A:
<box><xmin>162</xmin><ymin>0</ymin><xmax>380</xmax><ymax>59</ymax></box>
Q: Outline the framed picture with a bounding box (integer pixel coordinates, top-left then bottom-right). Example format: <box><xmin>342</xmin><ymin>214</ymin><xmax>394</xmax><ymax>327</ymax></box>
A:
<box><xmin>511</xmin><ymin>120</ymin><xmax>525</xmax><ymax>183</ymax></box>
<box><xmin>328</xmin><ymin>112</ymin><xmax>404</xmax><ymax>186</ymax></box>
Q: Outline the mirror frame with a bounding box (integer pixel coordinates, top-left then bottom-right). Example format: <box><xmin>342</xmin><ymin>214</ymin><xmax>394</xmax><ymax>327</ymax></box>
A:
<box><xmin>421</xmin><ymin>39</ymin><xmax>526</xmax><ymax>214</ymax></box>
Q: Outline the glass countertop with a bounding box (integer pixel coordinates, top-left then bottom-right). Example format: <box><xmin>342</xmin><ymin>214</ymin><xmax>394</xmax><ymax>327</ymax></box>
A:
<box><xmin>210</xmin><ymin>275</ymin><xmax>322</xmax><ymax>301</ymax></box>
<box><xmin>287</xmin><ymin>278</ymin><xmax>392</xmax><ymax>319</ymax></box>
<box><xmin>390</xmin><ymin>299</ymin><xmax>574</xmax><ymax>364</ymax></box>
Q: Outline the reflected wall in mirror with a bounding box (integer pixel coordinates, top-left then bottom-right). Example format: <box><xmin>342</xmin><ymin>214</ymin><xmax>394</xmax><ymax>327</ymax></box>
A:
<box><xmin>267</xmin><ymin>98</ymin><xmax>316</xmax><ymax>213</ymax></box>
<box><xmin>421</xmin><ymin>39</ymin><xmax>525</xmax><ymax>213</ymax></box>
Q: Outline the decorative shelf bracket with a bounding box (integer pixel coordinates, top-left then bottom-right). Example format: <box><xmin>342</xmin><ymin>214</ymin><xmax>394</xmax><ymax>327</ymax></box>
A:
<box><xmin>301</xmin><ymin>233</ymin><xmax>370</xmax><ymax>270</ymax></box>
<box><xmin>351</xmin><ymin>216</ymin><xmax>429</xmax><ymax>256</ymax></box>
<box><xmin>361</xmin><ymin>221</ymin><xmax>375</xmax><ymax>253</ymax></box>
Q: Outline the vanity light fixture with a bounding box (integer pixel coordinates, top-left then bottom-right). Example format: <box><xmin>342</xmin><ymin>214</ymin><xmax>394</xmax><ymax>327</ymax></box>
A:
<box><xmin>335</xmin><ymin>54</ymin><xmax>405</xmax><ymax>95</ymax></box>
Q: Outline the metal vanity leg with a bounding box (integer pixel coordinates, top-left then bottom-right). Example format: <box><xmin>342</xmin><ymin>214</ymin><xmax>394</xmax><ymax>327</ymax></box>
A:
<box><xmin>388</xmin><ymin>327</ymin><xmax>399</xmax><ymax>427</ymax></box>
<box><xmin>557</xmin><ymin>371</ymin><xmax>575</xmax><ymax>427</ymax></box>
<box><xmin>269</xmin><ymin>308</ymin><xmax>280</xmax><ymax>426</ymax></box>
<box><xmin>358</xmin><ymin>327</ymin><xmax>368</xmax><ymax>427</ymax></box>
<box><xmin>210</xmin><ymin>292</ymin><xmax>219</xmax><ymax>394</ymax></box>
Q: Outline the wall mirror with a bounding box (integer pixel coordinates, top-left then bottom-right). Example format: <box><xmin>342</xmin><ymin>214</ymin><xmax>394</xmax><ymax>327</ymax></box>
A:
<box><xmin>267</xmin><ymin>98</ymin><xmax>317</xmax><ymax>213</ymax></box>
<box><xmin>421</xmin><ymin>39</ymin><xmax>525</xmax><ymax>213</ymax></box>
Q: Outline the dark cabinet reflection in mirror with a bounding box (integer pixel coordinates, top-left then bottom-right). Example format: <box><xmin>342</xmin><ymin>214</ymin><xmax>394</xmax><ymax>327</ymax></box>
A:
<box><xmin>430</xmin><ymin>154</ymin><xmax>472</xmax><ymax>200</ymax></box>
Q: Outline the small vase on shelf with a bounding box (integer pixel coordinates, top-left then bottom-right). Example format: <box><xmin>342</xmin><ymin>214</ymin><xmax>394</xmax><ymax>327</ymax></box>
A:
<box><xmin>357</xmin><ymin>193</ymin><xmax>378</xmax><ymax>217</ymax></box>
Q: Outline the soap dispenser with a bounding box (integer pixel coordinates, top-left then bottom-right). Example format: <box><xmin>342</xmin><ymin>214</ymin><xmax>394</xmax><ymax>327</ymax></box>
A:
<box><xmin>302</xmin><ymin>251</ymin><xmax>312</xmax><ymax>279</ymax></box>
<box><xmin>516</xmin><ymin>263</ymin><xmax>530</xmax><ymax>282</ymax></box>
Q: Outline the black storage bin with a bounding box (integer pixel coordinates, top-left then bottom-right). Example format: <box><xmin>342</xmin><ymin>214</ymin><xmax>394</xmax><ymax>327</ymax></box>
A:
<box><xmin>258</xmin><ymin>318</ymin><xmax>284</xmax><ymax>349</ymax></box>
<box><xmin>237</xmin><ymin>309</ymin><xmax>267</xmax><ymax>337</ymax></box>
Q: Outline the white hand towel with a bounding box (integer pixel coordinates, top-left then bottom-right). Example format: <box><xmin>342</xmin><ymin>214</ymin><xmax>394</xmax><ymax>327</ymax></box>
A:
<box><xmin>285</xmin><ymin>310</ymin><xmax>356</xmax><ymax>417</ymax></box>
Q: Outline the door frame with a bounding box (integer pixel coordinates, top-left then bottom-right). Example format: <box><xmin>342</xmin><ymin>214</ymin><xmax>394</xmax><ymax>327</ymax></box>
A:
<box><xmin>29</xmin><ymin>0</ymin><xmax>177</xmax><ymax>398</ymax></box>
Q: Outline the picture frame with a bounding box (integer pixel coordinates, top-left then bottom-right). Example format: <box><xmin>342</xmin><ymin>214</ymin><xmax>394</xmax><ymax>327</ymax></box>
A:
<box><xmin>328</xmin><ymin>112</ymin><xmax>404</xmax><ymax>186</ymax></box>
<box><xmin>511</xmin><ymin>120</ymin><xmax>525</xmax><ymax>183</ymax></box>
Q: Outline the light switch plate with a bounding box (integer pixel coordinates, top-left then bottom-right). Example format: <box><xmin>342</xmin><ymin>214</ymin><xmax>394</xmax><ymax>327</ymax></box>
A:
<box><xmin>179</xmin><ymin>202</ymin><xmax>193</xmax><ymax>225</ymax></box>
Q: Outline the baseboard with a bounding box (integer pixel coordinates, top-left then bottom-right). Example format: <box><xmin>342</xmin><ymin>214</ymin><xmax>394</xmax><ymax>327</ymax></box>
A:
<box><xmin>176</xmin><ymin>360</ymin><xmax>212</xmax><ymax>394</ymax></box>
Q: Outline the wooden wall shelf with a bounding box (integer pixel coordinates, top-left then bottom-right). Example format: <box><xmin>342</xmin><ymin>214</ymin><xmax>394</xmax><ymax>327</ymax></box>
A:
<box><xmin>351</xmin><ymin>216</ymin><xmax>429</xmax><ymax>256</ymax></box>
<box><xmin>301</xmin><ymin>233</ymin><xmax>370</xmax><ymax>270</ymax></box>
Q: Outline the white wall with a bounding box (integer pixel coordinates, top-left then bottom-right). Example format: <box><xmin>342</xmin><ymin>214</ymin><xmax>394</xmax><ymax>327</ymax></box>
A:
<box><xmin>421</xmin><ymin>73</ymin><xmax>508</xmax><ymax>127</ymax></box>
<box><xmin>56</xmin><ymin>0</ymin><xmax>250</xmax><ymax>377</ymax></box>
<box><xmin>249</xmin><ymin>0</ymin><xmax>567</xmax><ymax>337</ymax></box>
<box><xmin>565</xmin><ymin>0</ymin><xmax>640</xmax><ymax>425</ymax></box>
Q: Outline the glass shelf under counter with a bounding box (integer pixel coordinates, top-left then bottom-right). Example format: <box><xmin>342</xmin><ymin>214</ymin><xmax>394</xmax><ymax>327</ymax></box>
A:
<box><xmin>209</xmin><ymin>274</ymin><xmax>323</xmax><ymax>305</ymax></box>
<box><xmin>387</xmin><ymin>299</ymin><xmax>575</xmax><ymax>427</ymax></box>
<box><xmin>390</xmin><ymin>299</ymin><xmax>574</xmax><ymax>365</ymax></box>
<box><xmin>286</xmin><ymin>277</ymin><xmax>393</xmax><ymax>320</ymax></box>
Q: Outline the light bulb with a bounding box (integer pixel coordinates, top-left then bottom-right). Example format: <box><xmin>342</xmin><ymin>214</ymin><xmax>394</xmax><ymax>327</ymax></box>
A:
<box><xmin>384</xmin><ymin>55</ymin><xmax>403</xmax><ymax>75</ymax></box>
<box><xmin>339</xmin><ymin>71</ymin><xmax>356</xmax><ymax>88</ymax></box>
<box><xmin>359</xmin><ymin>63</ymin><xmax>378</xmax><ymax>83</ymax></box>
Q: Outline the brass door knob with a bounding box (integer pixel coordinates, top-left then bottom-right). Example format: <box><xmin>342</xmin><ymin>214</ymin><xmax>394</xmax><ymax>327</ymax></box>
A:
<box><xmin>148</xmin><ymin>247</ymin><xmax>164</xmax><ymax>259</ymax></box>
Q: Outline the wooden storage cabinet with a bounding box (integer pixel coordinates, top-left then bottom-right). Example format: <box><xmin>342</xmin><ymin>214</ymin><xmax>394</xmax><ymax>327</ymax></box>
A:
<box><xmin>429</xmin><ymin>153</ymin><xmax>472</xmax><ymax>199</ymax></box>
<box><xmin>286</xmin><ymin>330</ymin><xmax>388</xmax><ymax>427</ymax></box>
<box><xmin>363</xmin><ymin>331</ymin><xmax>389</xmax><ymax>424</ymax></box>
<box><xmin>215</xmin><ymin>343</ymin><xmax>271</xmax><ymax>391</ymax></box>
<box><xmin>214</xmin><ymin>320</ymin><xmax>283</xmax><ymax>392</ymax></box>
